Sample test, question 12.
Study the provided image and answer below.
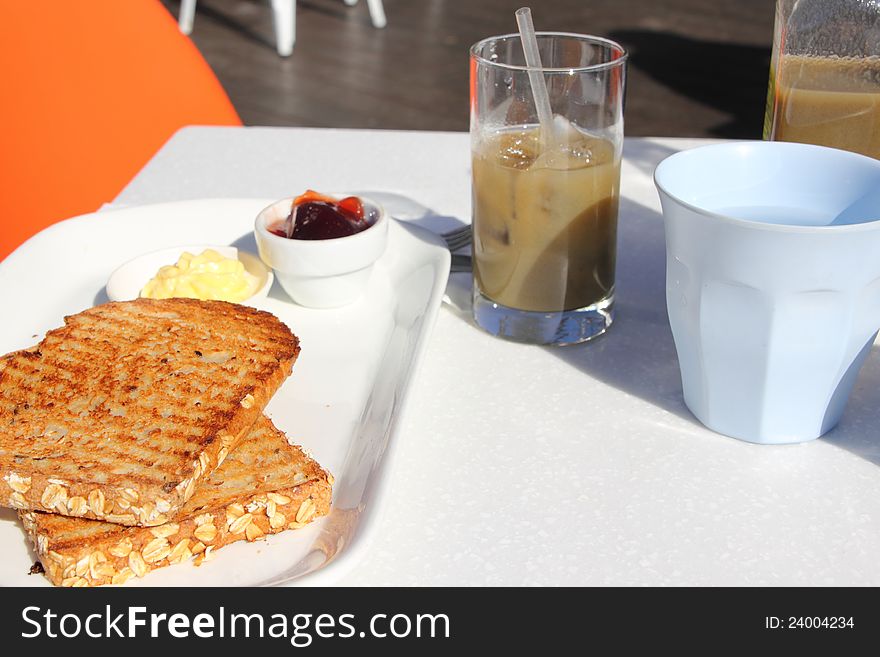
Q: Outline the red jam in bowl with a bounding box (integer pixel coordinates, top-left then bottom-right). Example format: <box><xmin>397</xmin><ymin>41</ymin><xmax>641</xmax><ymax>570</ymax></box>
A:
<box><xmin>269</xmin><ymin>190</ymin><xmax>379</xmax><ymax>240</ymax></box>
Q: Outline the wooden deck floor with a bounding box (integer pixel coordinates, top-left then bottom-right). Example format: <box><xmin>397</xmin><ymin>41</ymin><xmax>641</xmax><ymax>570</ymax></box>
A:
<box><xmin>161</xmin><ymin>0</ymin><xmax>774</xmax><ymax>138</ymax></box>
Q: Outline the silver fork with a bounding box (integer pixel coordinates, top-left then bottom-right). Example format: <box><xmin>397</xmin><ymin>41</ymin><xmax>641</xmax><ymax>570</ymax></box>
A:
<box><xmin>441</xmin><ymin>224</ymin><xmax>472</xmax><ymax>252</ymax></box>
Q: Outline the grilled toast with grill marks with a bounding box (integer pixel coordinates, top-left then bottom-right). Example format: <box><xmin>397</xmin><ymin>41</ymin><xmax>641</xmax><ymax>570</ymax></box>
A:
<box><xmin>20</xmin><ymin>415</ymin><xmax>332</xmax><ymax>587</ymax></box>
<box><xmin>0</xmin><ymin>298</ymin><xmax>300</xmax><ymax>526</ymax></box>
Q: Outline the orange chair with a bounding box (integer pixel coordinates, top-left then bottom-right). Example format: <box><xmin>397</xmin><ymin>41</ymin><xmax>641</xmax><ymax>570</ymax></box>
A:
<box><xmin>0</xmin><ymin>0</ymin><xmax>241</xmax><ymax>262</ymax></box>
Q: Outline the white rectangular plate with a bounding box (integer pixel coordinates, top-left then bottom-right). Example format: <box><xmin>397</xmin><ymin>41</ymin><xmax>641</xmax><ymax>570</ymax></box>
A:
<box><xmin>0</xmin><ymin>198</ymin><xmax>451</xmax><ymax>586</ymax></box>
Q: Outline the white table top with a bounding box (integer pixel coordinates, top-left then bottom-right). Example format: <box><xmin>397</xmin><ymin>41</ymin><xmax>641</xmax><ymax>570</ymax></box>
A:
<box><xmin>115</xmin><ymin>127</ymin><xmax>880</xmax><ymax>586</ymax></box>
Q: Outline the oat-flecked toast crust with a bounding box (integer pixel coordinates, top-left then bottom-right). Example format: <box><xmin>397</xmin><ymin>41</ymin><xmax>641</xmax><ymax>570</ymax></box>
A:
<box><xmin>22</xmin><ymin>480</ymin><xmax>331</xmax><ymax>587</ymax></box>
<box><xmin>20</xmin><ymin>416</ymin><xmax>333</xmax><ymax>587</ymax></box>
<box><xmin>0</xmin><ymin>299</ymin><xmax>300</xmax><ymax>526</ymax></box>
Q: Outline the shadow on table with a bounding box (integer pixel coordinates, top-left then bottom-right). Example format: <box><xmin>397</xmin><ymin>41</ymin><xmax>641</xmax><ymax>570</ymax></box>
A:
<box><xmin>823</xmin><ymin>355</ymin><xmax>880</xmax><ymax>465</ymax></box>
<box><xmin>610</xmin><ymin>29</ymin><xmax>771</xmax><ymax>139</ymax></box>
<box><xmin>446</xmin><ymin>197</ymin><xmax>880</xmax><ymax>464</ymax></box>
<box><xmin>623</xmin><ymin>140</ymin><xmax>679</xmax><ymax>178</ymax></box>
<box><xmin>545</xmin><ymin>197</ymin><xmax>691</xmax><ymax>421</ymax></box>
<box><xmin>350</xmin><ymin>190</ymin><xmax>466</xmax><ymax>234</ymax></box>
<box><xmin>443</xmin><ymin>197</ymin><xmax>691</xmax><ymax>421</ymax></box>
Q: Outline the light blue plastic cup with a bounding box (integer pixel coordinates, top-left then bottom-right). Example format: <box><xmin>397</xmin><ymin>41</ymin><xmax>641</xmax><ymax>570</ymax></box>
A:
<box><xmin>654</xmin><ymin>141</ymin><xmax>880</xmax><ymax>444</ymax></box>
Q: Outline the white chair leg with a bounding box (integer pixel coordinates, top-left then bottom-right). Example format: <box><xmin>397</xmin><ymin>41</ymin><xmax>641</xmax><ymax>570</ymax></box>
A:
<box><xmin>366</xmin><ymin>0</ymin><xmax>386</xmax><ymax>28</ymax></box>
<box><xmin>343</xmin><ymin>0</ymin><xmax>357</xmax><ymax>6</ymax></box>
<box><xmin>271</xmin><ymin>0</ymin><xmax>295</xmax><ymax>57</ymax></box>
<box><xmin>179</xmin><ymin>0</ymin><xmax>197</xmax><ymax>35</ymax></box>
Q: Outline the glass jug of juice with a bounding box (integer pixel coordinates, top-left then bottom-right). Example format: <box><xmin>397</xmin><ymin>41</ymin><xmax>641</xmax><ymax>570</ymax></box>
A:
<box><xmin>764</xmin><ymin>0</ymin><xmax>880</xmax><ymax>159</ymax></box>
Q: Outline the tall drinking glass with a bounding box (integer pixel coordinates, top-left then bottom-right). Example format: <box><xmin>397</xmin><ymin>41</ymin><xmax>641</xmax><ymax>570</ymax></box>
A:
<box><xmin>469</xmin><ymin>33</ymin><xmax>627</xmax><ymax>345</ymax></box>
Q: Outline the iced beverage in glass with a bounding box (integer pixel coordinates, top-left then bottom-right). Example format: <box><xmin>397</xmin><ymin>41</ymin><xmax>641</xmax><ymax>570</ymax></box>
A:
<box><xmin>469</xmin><ymin>33</ymin><xmax>627</xmax><ymax>345</ymax></box>
<box><xmin>473</xmin><ymin>125</ymin><xmax>620</xmax><ymax>313</ymax></box>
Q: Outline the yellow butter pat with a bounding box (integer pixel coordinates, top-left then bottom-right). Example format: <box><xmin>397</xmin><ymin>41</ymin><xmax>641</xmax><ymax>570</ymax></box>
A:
<box><xmin>141</xmin><ymin>249</ymin><xmax>259</xmax><ymax>303</ymax></box>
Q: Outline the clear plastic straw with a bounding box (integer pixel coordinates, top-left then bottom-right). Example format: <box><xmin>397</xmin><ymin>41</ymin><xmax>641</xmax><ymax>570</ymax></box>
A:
<box><xmin>515</xmin><ymin>7</ymin><xmax>554</xmax><ymax>145</ymax></box>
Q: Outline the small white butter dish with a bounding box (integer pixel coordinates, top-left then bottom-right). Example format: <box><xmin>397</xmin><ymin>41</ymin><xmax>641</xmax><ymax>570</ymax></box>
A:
<box><xmin>105</xmin><ymin>245</ymin><xmax>273</xmax><ymax>305</ymax></box>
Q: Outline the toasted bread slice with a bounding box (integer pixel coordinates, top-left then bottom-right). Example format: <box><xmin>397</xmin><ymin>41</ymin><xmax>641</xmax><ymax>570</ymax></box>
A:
<box><xmin>0</xmin><ymin>298</ymin><xmax>300</xmax><ymax>525</ymax></box>
<box><xmin>20</xmin><ymin>415</ymin><xmax>332</xmax><ymax>587</ymax></box>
